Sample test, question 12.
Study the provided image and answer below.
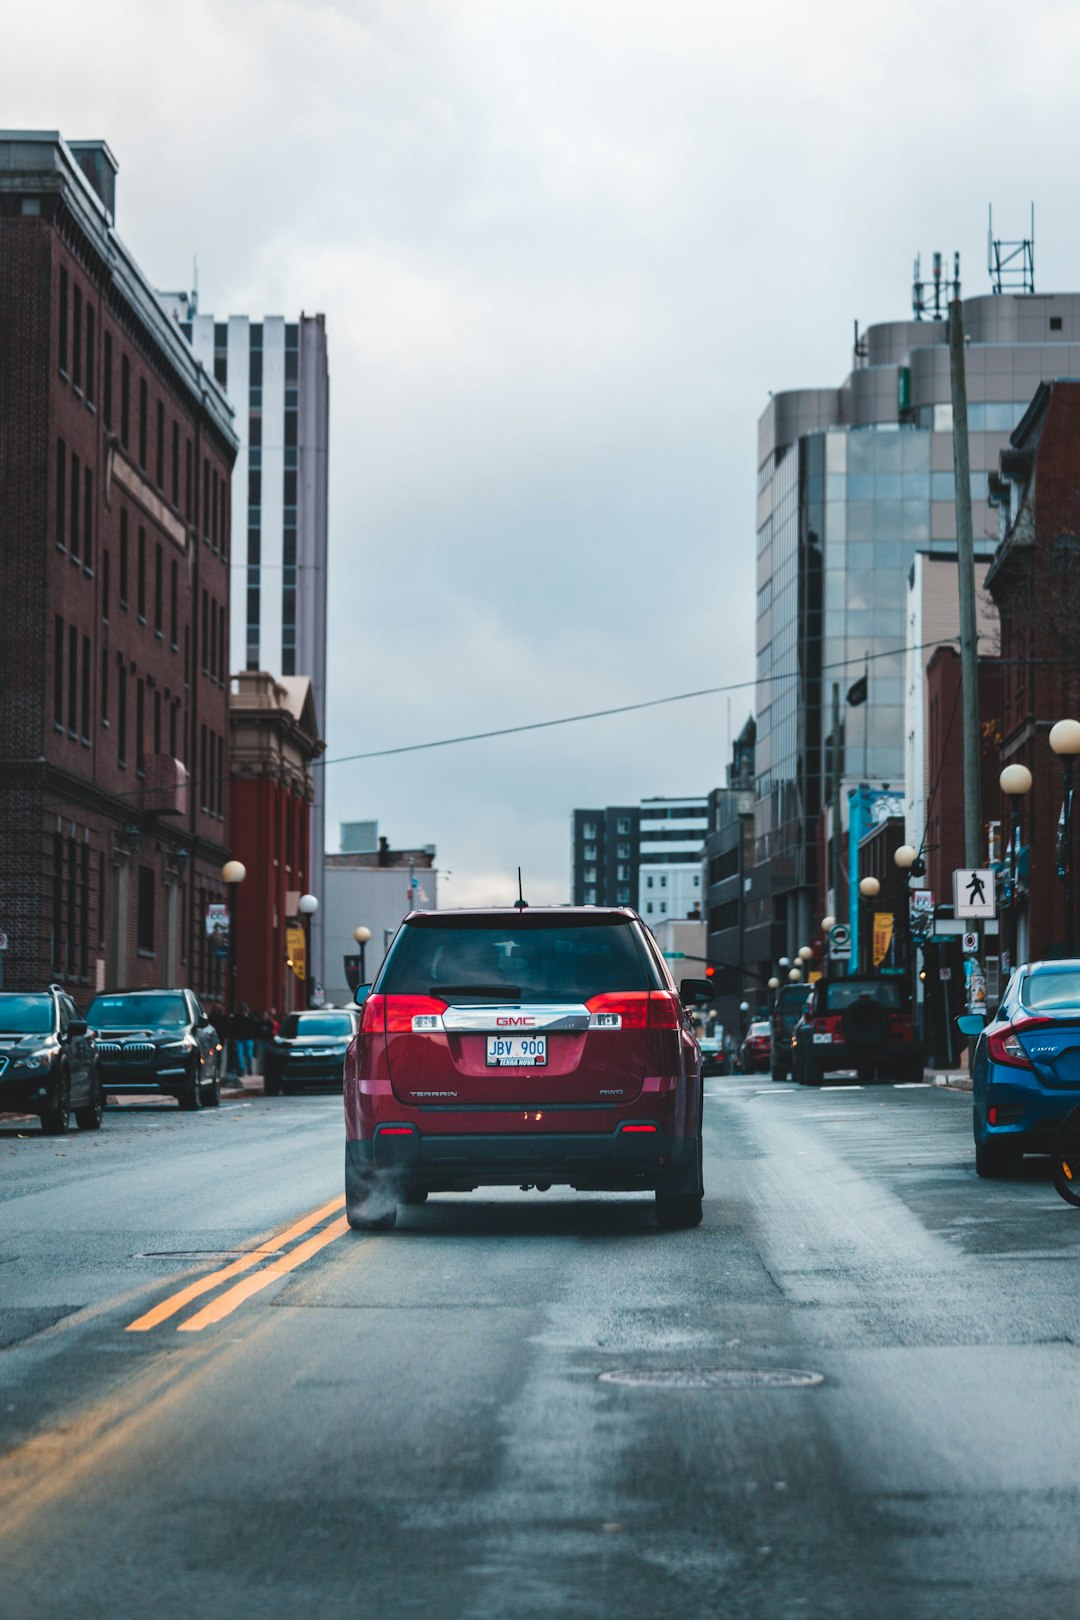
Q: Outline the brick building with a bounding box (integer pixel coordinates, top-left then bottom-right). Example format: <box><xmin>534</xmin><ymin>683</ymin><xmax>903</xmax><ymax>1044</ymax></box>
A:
<box><xmin>228</xmin><ymin>671</ymin><xmax>322</xmax><ymax>1017</ymax></box>
<box><xmin>987</xmin><ymin>379</ymin><xmax>1080</xmax><ymax>960</ymax></box>
<box><xmin>0</xmin><ymin>132</ymin><xmax>238</xmax><ymax>996</ymax></box>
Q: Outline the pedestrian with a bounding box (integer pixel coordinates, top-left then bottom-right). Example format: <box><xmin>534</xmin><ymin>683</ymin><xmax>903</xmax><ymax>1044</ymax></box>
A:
<box><xmin>208</xmin><ymin>1001</ymin><xmax>228</xmax><ymax>1072</ymax></box>
<box><xmin>230</xmin><ymin>1002</ymin><xmax>257</xmax><ymax>1077</ymax></box>
<box><xmin>256</xmin><ymin>1008</ymin><xmax>277</xmax><ymax>1074</ymax></box>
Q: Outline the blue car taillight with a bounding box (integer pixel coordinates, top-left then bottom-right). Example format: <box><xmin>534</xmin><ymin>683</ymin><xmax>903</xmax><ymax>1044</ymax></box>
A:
<box><xmin>986</xmin><ymin>1016</ymin><xmax>1055</xmax><ymax>1070</ymax></box>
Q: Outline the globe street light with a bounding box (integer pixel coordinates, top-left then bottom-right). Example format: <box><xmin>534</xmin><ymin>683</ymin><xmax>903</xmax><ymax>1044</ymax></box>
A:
<box><xmin>297</xmin><ymin>894</ymin><xmax>319</xmax><ymax>1007</ymax></box>
<box><xmin>788</xmin><ymin>967</ymin><xmax>802</xmax><ymax>982</ymax></box>
<box><xmin>858</xmin><ymin>874</ymin><xmax>880</xmax><ymax>974</ymax></box>
<box><xmin>778</xmin><ymin>956</ymin><xmax>791</xmax><ymax>969</ymax></box>
<box><xmin>797</xmin><ymin>945</ymin><xmax>813</xmax><ymax>962</ymax></box>
<box><xmin>1050</xmin><ymin>720</ymin><xmax>1080</xmax><ymax>956</ymax></box>
<box><xmin>999</xmin><ymin>762</ymin><xmax>1033</xmax><ymax>972</ymax></box>
<box><xmin>220</xmin><ymin>860</ymin><xmax>247</xmax><ymax>1074</ymax></box>
<box><xmin>821</xmin><ymin>915</ymin><xmax>837</xmax><ymax>933</ymax></box>
<box><xmin>768</xmin><ymin>976</ymin><xmax>780</xmax><ymax>991</ymax></box>
<box><xmin>858</xmin><ymin>876</ymin><xmax>880</xmax><ymax>898</ymax></box>
<box><xmin>353</xmin><ymin>924</ymin><xmax>372</xmax><ymax>983</ymax></box>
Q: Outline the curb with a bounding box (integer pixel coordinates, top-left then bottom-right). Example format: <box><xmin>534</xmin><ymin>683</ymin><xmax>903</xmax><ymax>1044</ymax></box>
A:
<box><xmin>928</xmin><ymin>1071</ymin><xmax>972</xmax><ymax>1093</ymax></box>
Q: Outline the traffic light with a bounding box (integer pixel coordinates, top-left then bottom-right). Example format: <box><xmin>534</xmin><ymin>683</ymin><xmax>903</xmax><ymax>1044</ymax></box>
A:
<box><xmin>705</xmin><ymin>965</ymin><xmax>716</xmax><ymax>979</ymax></box>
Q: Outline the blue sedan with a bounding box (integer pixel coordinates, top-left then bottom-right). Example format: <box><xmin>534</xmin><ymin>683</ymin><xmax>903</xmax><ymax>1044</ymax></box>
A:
<box><xmin>966</xmin><ymin>959</ymin><xmax>1080</xmax><ymax>1177</ymax></box>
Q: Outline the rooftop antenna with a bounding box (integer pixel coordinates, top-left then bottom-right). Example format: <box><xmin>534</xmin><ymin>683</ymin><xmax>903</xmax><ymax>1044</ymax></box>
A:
<box><xmin>191</xmin><ymin>256</ymin><xmax>199</xmax><ymax>316</ymax></box>
<box><xmin>913</xmin><ymin>250</ymin><xmax>961</xmax><ymax>319</ymax></box>
<box><xmin>514</xmin><ymin>866</ymin><xmax>528</xmax><ymax>910</ymax></box>
<box><xmin>988</xmin><ymin>204</ymin><xmax>1035</xmax><ymax>295</ymax></box>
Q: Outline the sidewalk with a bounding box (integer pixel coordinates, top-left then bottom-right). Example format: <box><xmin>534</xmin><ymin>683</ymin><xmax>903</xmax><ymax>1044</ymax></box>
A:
<box><xmin>926</xmin><ymin>1066</ymin><xmax>972</xmax><ymax>1093</ymax></box>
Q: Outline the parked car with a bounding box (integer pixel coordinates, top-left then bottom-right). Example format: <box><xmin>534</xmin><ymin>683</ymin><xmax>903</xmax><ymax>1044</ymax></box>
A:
<box><xmin>344</xmin><ymin>906</ymin><xmax>706</xmax><ymax>1231</ymax></box>
<box><xmin>0</xmin><ymin>986</ymin><xmax>103</xmax><ymax>1134</ymax></box>
<box><xmin>698</xmin><ymin>1035</ymin><xmax>730</xmax><ymax>1077</ymax></box>
<box><xmin>964</xmin><ymin>958</ymin><xmax>1080</xmax><ymax>1177</ymax></box>
<box><xmin>86</xmin><ymin>988</ymin><xmax>221</xmax><ymax>1110</ymax></box>
<box><xmin>739</xmin><ymin>1020</ymin><xmax>772</xmax><ymax>1073</ymax></box>
<box><xmin>792</xmin><ymin>975</ymin><xmax>922</xmax><ymax>1086</ymax></box>
<box><xmin>264</xmin><ymin>1009</ymin><xmax>359</xmax><ymax>1095</ymax></box>
<box><xmin>770</xmin><ymin>983</ymin><xmax>812</xmax><ymax>1080</ymax></box>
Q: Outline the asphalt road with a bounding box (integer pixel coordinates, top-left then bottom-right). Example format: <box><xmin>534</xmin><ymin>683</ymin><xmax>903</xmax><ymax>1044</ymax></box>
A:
<box><xmin>2</xmin><ymin>1077</ymin><xmax>1080</xmax><ymax>1618</ymax></box>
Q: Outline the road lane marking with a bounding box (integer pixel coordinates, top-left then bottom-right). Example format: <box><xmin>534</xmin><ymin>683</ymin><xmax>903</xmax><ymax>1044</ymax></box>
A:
<box><xmin>125</xmin><ymin>1195</ymin><xmax>345</xmax><ymax>1332</ymax></box>
<box><xmin>177</xmin><ymin>1214</ymin><xmax>351</xmax><ymax>1330</ymax></box>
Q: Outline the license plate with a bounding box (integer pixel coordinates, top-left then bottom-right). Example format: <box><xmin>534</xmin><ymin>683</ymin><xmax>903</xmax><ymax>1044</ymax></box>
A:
<box><xmin>485</xmin><ymin>1035</ymin><xmax>547</xmax><ymax>1068</ymax></box>
<box><xmin>813</xmin><ymin>1032</ymin><xmax>833</xmax><ymax>1044</ymax></box>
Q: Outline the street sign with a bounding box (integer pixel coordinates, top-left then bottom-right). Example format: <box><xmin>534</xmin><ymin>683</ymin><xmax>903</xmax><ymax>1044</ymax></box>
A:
<box><xmin>663</xmin><ymin>951</ymin><xmax>685</xmax><ymax>960</ymax></box>
<box><xmin>910</xmin><ymin>891</ymin><xmax>934</xmax><ymax>914</ymax></box>
<box><xmin>962</xmin><ymin>932</ymin><xmax>979</xmax><ymax>954</ymax></box>
<box><xmin>953</xmin><ymin>869</ymin><xmax>996</xmax><ymax>919</ymax></box>
<box><xmin>939</xmin><ymin>966</ymin><xmax>952</xmax><ymax>981</ymax></box>
<box><xmin>829</xmin><ymin>922</ymin><xmax>852</xmax><ymax>961</ymax></box>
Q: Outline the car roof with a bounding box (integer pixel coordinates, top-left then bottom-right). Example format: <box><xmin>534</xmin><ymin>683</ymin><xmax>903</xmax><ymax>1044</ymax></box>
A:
<box><xmin>403</xmin><ymin>906</ymin><xmax>639</xmax><ymax>921</ymax></box>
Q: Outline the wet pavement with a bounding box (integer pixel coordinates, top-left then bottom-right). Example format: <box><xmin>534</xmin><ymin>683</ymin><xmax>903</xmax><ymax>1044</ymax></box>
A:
<box><xmin>1</xmin><ymin>1077</ymin><xmax>1079</xmax><ymax>1617</ymax></box>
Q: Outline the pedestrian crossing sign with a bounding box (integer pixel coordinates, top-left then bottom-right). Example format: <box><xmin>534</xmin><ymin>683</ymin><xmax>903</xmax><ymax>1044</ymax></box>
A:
<box><xmin>953</xmin><ymin>868</ymin><xmax>996</xmax><ymax>919</ymax></box>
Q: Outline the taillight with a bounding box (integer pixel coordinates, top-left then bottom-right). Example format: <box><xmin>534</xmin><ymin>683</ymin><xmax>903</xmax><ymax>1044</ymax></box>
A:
<box><xmin>383</xmin><ymin>995</ymin><xmax>448</xmax><ymax>1033</ymax></box>
<box><xmin>986</xmin><ymin>1016</ymin><xmax>1054</xmax><ymax>1070</ymax></box>
<box><xmin>620</xmin><ymin>1122</ymin><xmax>658</xmax><ymax>1134</ymax></box>
<box><xmin>360</xmin><ymin>994</ymin><xmax>386</xmax><ymax>1034</ymax></box>
<box><xmin>585</xmin><ymin>992</ymin><xmax>681</xmax><ymax>1030</ymax></box>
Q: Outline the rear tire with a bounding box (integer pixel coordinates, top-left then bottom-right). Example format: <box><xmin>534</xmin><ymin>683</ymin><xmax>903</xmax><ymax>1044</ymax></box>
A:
<box><xmin>264</xmin><ymin>1073</ymin><xmax>281</xmax><ymax>1097</ymax></box>
<box><xmin>975</xmin><ymin>1139</ymin><xmax>1020</xmax><ymax>1178</ymax></box>
<box><xmin>655</xmin><ymin>1192</ymin><xmax>703</xmax><ymax>1229</ymax></box>
<box><xmin>771</xmin><ymin>1058</ymin><xmax>788</xmax><ymax>1082</ymax></box>
<box><xmin>74</xmin><ymin>1070</ymin><xmax>104</xmax><ymax>1131</ymax></box>
<box><xmin>202</xmin><ymin>1069</ymin><xmax>221</xmax><ymax>1108</ymax></box>
<box><xmin>1052</xmin><ymin>1105</ymin><xmax>1080</xmax><ymax>1206</ymax></box>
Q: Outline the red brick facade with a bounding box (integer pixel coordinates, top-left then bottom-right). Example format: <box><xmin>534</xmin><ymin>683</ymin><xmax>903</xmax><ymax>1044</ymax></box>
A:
<box><xmin>987</xmin><ymin>380</ymin><xmax>1080</xmax><ymax>960</ymax></box>
<box><xmin>0</xmin><ymin>136</ymin><xmax>238</xmax><ymax>997</ymax></box>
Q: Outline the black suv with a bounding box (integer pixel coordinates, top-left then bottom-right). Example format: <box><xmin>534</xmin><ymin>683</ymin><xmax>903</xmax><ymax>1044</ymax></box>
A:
<box><xmin>0</xmin><ymin>987</ymin><xmax>103</xmax><ymax>1134</ymax></box>
<box><xmin>792</xmin><ymin>975</ymin><xmax>923</xmax><ymax>1085</ymax></box>
<box><xmin>265</xmin><ymin>1009</ymin><xmax>359</xmax><ymax>1095</ymax></box>
<box><xmin>86</xmin><ymin>989</ymin><xmax>221</xmax><ymax>1110</ymax></box>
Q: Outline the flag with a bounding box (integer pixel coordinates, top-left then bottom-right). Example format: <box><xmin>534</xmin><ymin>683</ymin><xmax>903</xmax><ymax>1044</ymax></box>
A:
<box><xmin>846</xmin><ymin>673</ymin><xmax>868</xmax><ymax>707</ymax></box>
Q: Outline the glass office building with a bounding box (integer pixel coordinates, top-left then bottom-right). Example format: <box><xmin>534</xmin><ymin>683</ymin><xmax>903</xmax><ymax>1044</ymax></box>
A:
<box><xmin>749</xmin><ymin>293</ymin><xmax>1080</xmax><ymax>981</ymax></box>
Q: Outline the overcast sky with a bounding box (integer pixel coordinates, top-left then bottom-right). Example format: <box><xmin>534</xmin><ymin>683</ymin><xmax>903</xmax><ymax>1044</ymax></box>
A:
<box><xmin>11</xmin><ymin>1</ymin><xmax>1080</xmax><ymax>905</ymax></box>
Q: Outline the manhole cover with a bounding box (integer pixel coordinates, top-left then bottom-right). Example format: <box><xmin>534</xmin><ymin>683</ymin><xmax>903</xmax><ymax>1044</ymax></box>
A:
<box><xmin>598</xmin><ymin>1368</ymin><xmax>824</xmax><ymax>1390</ymax></box>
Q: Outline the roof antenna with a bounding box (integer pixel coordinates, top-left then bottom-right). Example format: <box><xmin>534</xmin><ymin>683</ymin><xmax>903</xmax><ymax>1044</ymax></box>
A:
<box><xmin>514</xmin><ymin>866</ymin><xmax>528</xmax><ymax>910</ymax></box>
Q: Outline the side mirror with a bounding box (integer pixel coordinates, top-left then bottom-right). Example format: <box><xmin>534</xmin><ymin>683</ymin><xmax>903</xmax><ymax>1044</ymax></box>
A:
<box><xmin>956</xmin><ymin>1014</ymin><xmax>985</xmax><ymax>1037</ymax></box>
<box><xmin>68</xmin><ymin>1020</ymin><xmax>88</xmax><ymax>1037</ymax></box>
<box><xmin>679</xmin><ymin>978</ymin><xmax>712</xmax><ymax>1007</ymax></box>
<box><xmin>353</xmin><ymin>983</ymin><xmax>373</xmax><ymax>1009</ymax></box>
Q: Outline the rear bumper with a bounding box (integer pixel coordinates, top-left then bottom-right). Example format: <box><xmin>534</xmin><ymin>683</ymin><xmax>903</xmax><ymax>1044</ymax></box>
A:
<box><xmin>809</xmin><ymin>1041</ymin><xmax>918</xmax><ymax>1070</ymax></box>
<box><xmin>975</xmin><ymin>1073</ymin><xmax>1080</xmax><ymax>1153</ymax></box>
<box><xmin>346</xmin><ymin>1127</ymin><xmax>698</xmax><ymax>1193</ymax></box>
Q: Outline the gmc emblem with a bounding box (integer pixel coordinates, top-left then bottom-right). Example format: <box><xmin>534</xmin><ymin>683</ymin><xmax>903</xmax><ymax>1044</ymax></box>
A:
<box><xmin>496</xmin><ymin>1016</ymin><xmax>535</xmax><ymax>1026</ymax></box>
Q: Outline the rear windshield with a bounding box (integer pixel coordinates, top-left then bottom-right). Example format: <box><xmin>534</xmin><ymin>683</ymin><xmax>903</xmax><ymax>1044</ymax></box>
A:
<box><xmin>776</xmin><ymin>985</ymin><xmax>810</xmax><ymax>1010</ymax></box>
<box><xmin>379</xmin><ymin>917</ymin><xmax>661</xmax><ymax>1003</ymax></box>
<box><xmin>748</xmin><ymin>1022</ymin><xmax>771</xmax><ymax>1037</ymax></box>
<box><xmin>0</xmin><ymin>994</ymin><xmax>53</xmax><ymax>1034</ymax></box>
<box><xmin>282</xmin><ymin>1013</ymin><xmax>353</xmax><ymax>1038</ymax></box>
<box><xmin>1024</xmin><ymin>969</ymin><xmax>1080</xmax><ymax>1011</ymax></box>
<box><xmin>821</xmin><ymin>980</ymin><xmax>901</xmax><ymax>1012</ymax></box>
<box><xmin>88</xmin><ymin>993</ymin><xmax>188</xmax><ymax>1029</ymax></box>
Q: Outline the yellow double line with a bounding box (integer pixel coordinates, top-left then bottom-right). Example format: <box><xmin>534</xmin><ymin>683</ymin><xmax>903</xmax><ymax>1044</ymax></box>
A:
<box><xmin>126</xmin><ymin>1195</ymin><xmax>349</xmax><ymax>1333</ymax></box>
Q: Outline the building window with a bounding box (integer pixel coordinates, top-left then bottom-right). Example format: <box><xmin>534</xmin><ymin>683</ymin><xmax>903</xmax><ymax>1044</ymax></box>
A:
<box><xmin>55</xmin><ymin>438</ymin><xmax>66</xmax><ymax>548</ymax></box>
<box><xmin>137</xmin><ymin>526</ymin><xmax>146</xmax><ymax>620</ymax></box>
<box><xmin>58</xmin><ymin>267</ymin><xmax>68</xmax><ymax>375</ymax></box>
<box><xmin>72</xmin><ymin>285</ymin><xmax>82</xmax><ymax>390</ymax></box>
<box><xmin>138</xmin><ymin>378</ymin><xmax>148</xmax><ymax>469</ymax></box>
<box><xmin>646</xmin><ymin>901</ymin><xmax>653</xmax><ymax>915</ymax></box>
<box><xmin>201</xmin><ymin>590</ymin><xmax>208</xmax><ymax>674</ymax></box>
<box><xmin>185</xmin><ymin>439</ymin><xmax>193</xmax><ymax>521</ymax></box>
<box><xmin>583</xmin><ymin>844</ymin><xmax>596</xmax><ymax>860</ymax></box>
<box><xmin>103</xmin><ymin>331</ymin><xmax>112</xmax><ymax>429</ymax></box>
<box><xmin>154</xmin><ymin>543</ymin><xmax>163</xmax><ymax>636</ymax></box>
<box><xmin>216</xmin><ymin>732</ymin><xmax>224</xmax><ymax>817</ymax></box>
<box><xmin>67</xmin><ymin>839</ymin><xmax>77</xmax><ymax>972</ymax></box>
<box><xmin>121</xmin><ymin>354</ymin><xmax>130</xmax><ymax>448</ymax></box>
<box><xmin>81</xmin><ymin>636</ymin><xmax>90</xmax><ymax>743</ymax></box>
<box><xmin>210</xmin><ymin>594</ymin><xmax>218</xmax><ymax>680</ymax></box>
<box><xmin>102</xmin><ymin>550</ymin><xmax>110</xmax><ymax>622</ymax></box>
<box><xmin>203</xmin><ymin>460</ymin><xmax>210</xmax><ymax>540</ymax></box>
<box><xmin>83</xmin><ymin>466</ymin><xmax>93</xmax><ymax>571</ymax></box>
<box><xmin>70</xmin><ymin>451</ymin><xmax>80</xmax><ymax>559</ymax></box>
<box><xmin>155</xmin><ymin>399</ymin><xmax>164</xmax><ymax>489</ymax></box>
<box><xmin>218</xmin><ymin>602</ymin><xmax>226</xmax><ymax>682</ymax></box>
<box><xmin>100</xmin><ymin>645</ymin><xmax>109</xmax><ymax>725</ymax></box>
<box><xmin>646</xmin><ymin>876</ymin><xmax>653</xmax><ymax>888</ymax></box>
<box><xmin>67</xmin><ymin>625</ymin><xmax>77</xmax><ymax>736</ymax></box>
<box><xmin>137</xmin><ymin>866</ymin><xmax>155</xmax><ymax>955</ymax></box>
<box><xmin>617</xmin><ymin>843</ymin><xmax>630</xmax><ymax>858</ymax></box>
<box><xmin>169</xmin><ymin>697</ymin><xmax>178</xmax><ymax>758</ymax></box>
<box><xmin>211</xmin><ymin>467</ymin><xmax>218</xmax><ymax>550</ymax></box>
<box><xmin>117</xmin><ymin>662</ymin><xmax>127</xmax><ymax>767</ymax></box>
<box><xmin>85</xmin><ymin>304</ymin><xmax>95</xmax><ymax>406</ymax></box>
<box><xmin>617</xmin><ymin>817</ymin><xmax>631</xmax><ymax>835</ymax></box>
<box><xmin>170</xmin><ymin>559</ymin><xmax>178</xmax><ymax>649</ymax></box>
<box><xmin>171</xmin><ymin>421</ymin><xmax>180</xmax><ymax>508</ymax></box>
<box><xmin>80</xmin><ymin>844</ymin><xmax>90</xmax><ymax>974</ymax></box>
<box><xmin>136</xmin><ymin>678</ymin><xmax>145</xmax><ymax>776</ymax></box>
<box><xmin>582</xmin><ymin>823</ymin><xmax>596</xmax><ymax>840</ymax></box>
<box><xmin>51</xmin><ymin>834</ymin><xmax>62</xmax><ymax>966</ymax></box>
<box><xmin>53</xmin><ymin>617</ymin><xmax>64</xmax><ymax>728</ymax></box>
<box><xmin>153</xmin><ymin>688</ymin><xmax>162</xmax><ymax>754</ymax></box>
<box><xmin>119</xmin><ymin>509</ymin><xmax>129</xmax><ymax>607</ymax></box>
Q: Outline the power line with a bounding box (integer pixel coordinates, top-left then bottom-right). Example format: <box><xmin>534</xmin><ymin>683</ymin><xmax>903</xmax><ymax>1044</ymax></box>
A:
<box><xmin>314</xmin><ymin>637</ymin><xmax>963</xmax><ymax>769</ymax></box>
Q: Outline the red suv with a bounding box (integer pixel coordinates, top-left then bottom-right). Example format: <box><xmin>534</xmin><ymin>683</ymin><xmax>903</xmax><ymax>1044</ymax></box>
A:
<box><xmin>344</xmin><ymin>907</ymin><xmax>705</xmax><ymax>1231</ymax></box>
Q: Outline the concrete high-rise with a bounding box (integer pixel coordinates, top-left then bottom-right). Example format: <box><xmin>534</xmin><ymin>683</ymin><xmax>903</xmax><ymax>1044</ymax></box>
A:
<box><xmin>160</xmin><ymin>298</ymin><xmax>330</xmax><ymax>990</ymax></box>
<box><xmin>751</xmin><ymin>288</ymin><xmax>1080</xmax><ymax>985</ymax></box>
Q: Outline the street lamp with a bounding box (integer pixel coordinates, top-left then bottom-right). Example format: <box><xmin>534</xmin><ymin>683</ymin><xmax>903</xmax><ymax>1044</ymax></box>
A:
<box><xmin>778</xmin><ymin>956</ymin><xmax>791</xmax><ymax>969</ymax></box>
<box><xmin>999</xmin><ymin>763</ymin><xmax>1033</xmax><ymax>972</ymax></box>
<box><xmin>1050</xmin><ymin>719</ymin><xmax>1080</xmax><ymax>956</ymax></box>
<box><xmin>220</xmin><ymin>860</ymin><xmax>247</xmax><ymax>1074</ymax></box>
<box><xmin>788</xmin><ymin>967</ymin><xmax>802</xmax><ymax>982</ymax></box>
<box><xmin>767</xmin><ymin>976</ymin><xmax>780</xmax><ymax>991</ymax></box>
<box><xmin>353</xmin><ymin>924</ymin><xmax>372</xmax><ymax>984</ymax></box>
<box><xmin>797</xmin><ymin>945</ymin><xmax>813</xmax><ymax>962</ymax></box>
<box><xmin>821</xmin><ymin>915</ymin><xmax>837</xmax><ymax>933</ymax></box>
<box><xmin>858</xmin><ymin>875</ymin><xmax>880</xmax><ymax>974</ymax></box>
<box><xmin>298</xmin><ymin>893</ymin><xmax>318</xmax><ymax>1007</ymax></box>
<box><xmin>893</xmin><ymin>844</ymin><xmax>920</xmax><ymax>1006</ymax></box>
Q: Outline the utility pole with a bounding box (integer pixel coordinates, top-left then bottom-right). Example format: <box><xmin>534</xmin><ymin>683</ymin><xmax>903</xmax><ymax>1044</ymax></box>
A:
<box><xmin>948</xmin><ymin>298</ymin><xmax>982</xmax><ymax>869</ymax></box>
